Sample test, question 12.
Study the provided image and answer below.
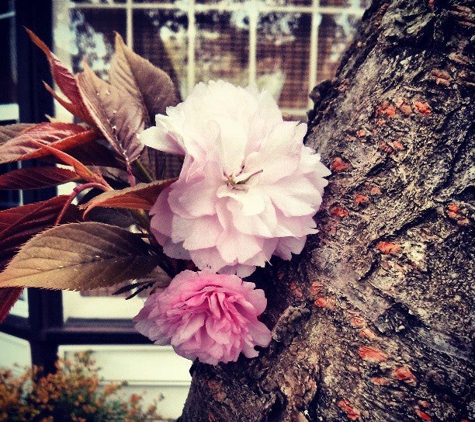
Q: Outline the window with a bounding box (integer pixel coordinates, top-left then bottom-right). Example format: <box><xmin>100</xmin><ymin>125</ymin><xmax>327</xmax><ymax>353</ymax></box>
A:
<box><xmin>54</xmin><ymin>0</ymin><xmax>367</xmax><ymax>120</ymax></box>
<box><xmin>0</xmin><ymin>0</ymin><xmax>17</xmax><ymax>119</ymax></box>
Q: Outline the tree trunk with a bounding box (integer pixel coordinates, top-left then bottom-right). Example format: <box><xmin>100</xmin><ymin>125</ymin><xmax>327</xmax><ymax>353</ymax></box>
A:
<box><xmin>179</xmin><ymin>0</ymin><xmax>474</xmax><ymax>420</ymax></box>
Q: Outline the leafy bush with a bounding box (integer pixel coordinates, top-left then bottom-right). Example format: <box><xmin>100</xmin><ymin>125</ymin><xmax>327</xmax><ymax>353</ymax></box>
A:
<box><xmin>0</xmin><ymin>352</ymin><xmax>172</xmax><ymax>422</ymax></box>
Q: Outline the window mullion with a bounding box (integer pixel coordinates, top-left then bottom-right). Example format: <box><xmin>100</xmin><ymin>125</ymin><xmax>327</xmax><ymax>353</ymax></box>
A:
<box><xmin>187</xmin><ymin>0</ymin><xmax>196</xmax><ymax>96</ymax></box>
<box><xmin>248</xmin><ymin>0</ymin><xmax>258</xmax><ymax>86</ymax></box>
<box><xmin>308</xmin><ymin>0</ymin><xmax>321</xmax><ymax>109</ymax></box>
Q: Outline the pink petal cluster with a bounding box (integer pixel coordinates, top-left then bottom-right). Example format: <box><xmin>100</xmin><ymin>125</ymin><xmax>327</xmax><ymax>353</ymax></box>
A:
<box><xmin>133</xmin><ymin>270</ymin><xmax>272</xmax><ymax>365</ymax></box>
<box><xmin>141</xmin><ymin>80</ymin><xmax>330</xmax><ymax>277</ymax></box>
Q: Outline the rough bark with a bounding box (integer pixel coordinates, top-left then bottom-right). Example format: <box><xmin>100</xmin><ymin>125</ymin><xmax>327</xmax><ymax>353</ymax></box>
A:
<box><xmin>179</xmin><ymin>0</ymin><xmax>474</xmax><ymax>420</ymax></box>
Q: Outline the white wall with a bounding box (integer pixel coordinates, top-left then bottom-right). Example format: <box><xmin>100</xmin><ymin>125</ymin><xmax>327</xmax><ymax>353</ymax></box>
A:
<box><xmin>0</xmin><ymin>332</ymin><xmax>31</xmax><ymax>376</ymax></box>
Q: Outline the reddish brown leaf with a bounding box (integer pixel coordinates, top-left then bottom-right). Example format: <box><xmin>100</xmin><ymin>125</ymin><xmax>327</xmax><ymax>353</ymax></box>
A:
<box><xmin>0</xmin><ymin>124</ymin><xmax>35</xmax><ymax>145</ymax></box>
<box><xmin>0</xmin><ymin>196</ymin><xmax>81</xmax><ymax>265</ymax></box>
<box><xmin>110</xmin><ymin>32</ymin><xmax>179</xmax><ymax>125</ymax></box>
<box><xmin>81</xmin><ymin>179</ymin><xmax>176</xmax><ymax>216</ymax></box>
<box><xmin>33</xmin><ymin>142</ymin><xmax>108</xmax><ymax>186</ymax></box>
<box><xmin>77</xmin><ymin>63</ymin><xmax>145</xmax><ymax>166</ymax></box>
<box><xmin>0</xmin><ymin>166</ymin><xmax>80</xmax><ymax>190</ymax></box>
<box><xmin>0</xmin><ymin>123</ymin><xmax>98</xmax><ymax>164</ymax></box>
<box><xmin>57</xmin><ymin>139</ymin><xmax>125</xmax><ymax>169</ymax></box>
<box><xmin>0</xmin><ymin>222</ymin><xmax>158</xmax><ymax>291</ymax></box>
<box><xmin>0</xmin><ymin>288</ymin><xmax>23</xmax><ymax>324</ymax></box>
<box><xmin>26</xmin><ymin>28</ymin><xmax>92</xmax><ymax>123</ymax></box>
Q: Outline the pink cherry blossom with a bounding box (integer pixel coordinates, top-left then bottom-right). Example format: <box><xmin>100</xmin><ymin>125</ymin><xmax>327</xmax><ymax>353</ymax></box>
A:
<box><xmin>141</xmin><ymin>80</ymin><xmax>330</xmax><ymax>277</ymax></box>
<box><xmin>133</xmin><ymin>270</ymin><xmax>272</xmax><ymax>365</ymax></box>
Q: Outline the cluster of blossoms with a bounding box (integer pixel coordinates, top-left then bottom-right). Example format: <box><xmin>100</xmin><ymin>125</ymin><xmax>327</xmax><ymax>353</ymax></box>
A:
<box><xmin>134</xmin><ymin>80</ymin><xmax>330</xmax><ymax>365</ymax></box>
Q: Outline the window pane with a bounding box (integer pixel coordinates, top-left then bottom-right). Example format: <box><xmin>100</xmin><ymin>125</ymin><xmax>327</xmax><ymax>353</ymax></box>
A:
<box><xmin>317</xmin><ymin>13</ymin><xmax>360</xmax><ymax>81</ymax></box>
<box><xmin>0</xmin><ymin>0</ymin><xmax>16</xmax><ymax>105</ymax></box>
<box><xmin>257</xmin><ymin>12</ymin><xmax>311</xmax><ymax>109</ymax></box>
<box><xmin>70</xmin><ymin>8</ymin><xmax>126</xmax><ymax>78</ymax></box>
<box><xmin>320</xmin><ymin>0</ymin><xmax>371</xmax><ymax>8</ymax></box>
<box><xmin>195</xmin><ymin>11</ymin><xmax>249</xmax><ymax>86</ymax></box>
<box><xmin>133</xmin><ymin>9</ymin><xmax>188</xmax><ymax>99</ymax></box>
<box><xmin>282</xmin><ymin>0</ymin><xmax>312</xmax><ymax>6</ymax></box>
<box><xmin>70</xmin><ymin>0</ymin><xmax>126</xmax><ymax>4</ymax></box>
<box><xmin>133</xmin><ymin>0</ymin><xmax>180</xmax><ymax>3</ymax></box>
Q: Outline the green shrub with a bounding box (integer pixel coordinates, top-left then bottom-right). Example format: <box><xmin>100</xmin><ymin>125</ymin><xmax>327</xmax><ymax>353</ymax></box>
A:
<box><xmin>0</xmin><ymin>351</ymin><xmax>172</xmax><ymax>422</ymax></box>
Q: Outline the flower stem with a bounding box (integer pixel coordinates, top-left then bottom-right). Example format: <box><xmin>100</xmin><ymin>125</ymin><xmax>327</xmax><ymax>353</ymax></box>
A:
<box><xmin>132</xmin><ymin>159</ymin><xmax>154</xmax><ymax>183</ymax></box>
<box><xmin>55</xmin><ymin>182</ymin><xmax>112</xmax><ymax>226</ymax></box>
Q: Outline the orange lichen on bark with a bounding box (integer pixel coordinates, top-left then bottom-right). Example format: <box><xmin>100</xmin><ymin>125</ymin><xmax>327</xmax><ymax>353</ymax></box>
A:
<box><xmin>392</xmin><ymin>140</ymin><xmax>405</xmax><ymax>151</ymax></box>
<box><xmin>314</xmin><ymin>297</ymin><xmax>327</xmax><ymax>307</ymax></box>
<box><xmin>376</xmin><ymin>100</ymin><xmax>397</xmax><ymax>117</ymax></box>
<box><xmin>414</xmin><ymin>100</ymin><xmax>432</xmax><ymax>115</ymax></box>
<box><xmin>331</xmin><ymin>206</ymin><xmax>349</xmax><ymax>218</ymax></box>
<box><xmin>448</xmin><ymin>203</ymin><xmax>460</xmax><ymax>213</ymax></box>
<box><xmin>430</xmin><ymin>69</ymin><xmax>451</xmax><ymax>86</ymax></box>
<box><xmin>338</xmin><ymin>399</ymin><xmax>361</xmax><ymax>420</ymax></box>
<box><xmin>379</xmin><ymin>141</ymin><xmax>394</xmax><ymax>154</ymax></box>
<box><xmin>371</xmin><ymin>377</ymin><xmax>391</xmax><ymax>386</ymax></box>
<box><xmin>360</xmin><ymin>328</ymin><xmax>379</xmax><ymax>340</ymax></box>
<box><xmin>332</xmin><ymin>157</ymin><xmax>352</xmax><ymax>172</ymax></box>
<box><xmin>356</xmin><ymin>129</ymin><xmax>367</xmax><ymax>138</ymax></box>
<box><xmin>395</xmin><ymin>97</ymin><xmax>413</xmax><ymax>115</ymax></box>
<box><xmin>392</xmin><ymin>366</ymin><xmax>418</xmax><ymax>385</ymax></box>
<box><xmin>447</xmin><ymin>203</ymin><xmax>470</xmax><ymax>226</ymax></box>
<box><xmin>314</xmin><ymin>296</ymin><xmax>335</xmax><ymax>309</ymax></box>
<box><xmin>290</xmin><ymin>281</ymin><xmax>304</xmax><ymax>299</ymax></box>
<box><xmin>369</xmin><ymin>186</ymin><xmax>381</xmax><ymax>195</ymax></box>
<box><xmin>350</xmin><ymin>316</ymin><xmax>366</xmax><ymax>328</ymax></box>
<box><xmin>376</xmin><ymin>241</ymin><xmax>401</xmax><ymax>255</ymax></box>
<box><xmin>355</xmin><ymin>194</ymin><xmax>370</xmax><ymax>205</ymax></box>
<box><xmin>415</xmin><ymin>408</ymin><xmax>432</xmax><ymax>421</ymax></box>
<box><xmin>358</xmin><ymin>346</ymin><xmax>388</xmax><ymax>362</ymax></box>
<box><xmin>310</xmin><ymin>281</ymin><xmax>323</xmax><ymax>297</ymax></box>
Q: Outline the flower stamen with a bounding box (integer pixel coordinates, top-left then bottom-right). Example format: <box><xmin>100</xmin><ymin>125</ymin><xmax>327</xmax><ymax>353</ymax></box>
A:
<box><xmin>236</xmin><ymin>169</ymin><xmax>263</xmax><ymax>185</ymax></box>
<box><xmin>225</xmin><ymin>169</ymin><xmax>263</xmax><ymax>190</ymax></box>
